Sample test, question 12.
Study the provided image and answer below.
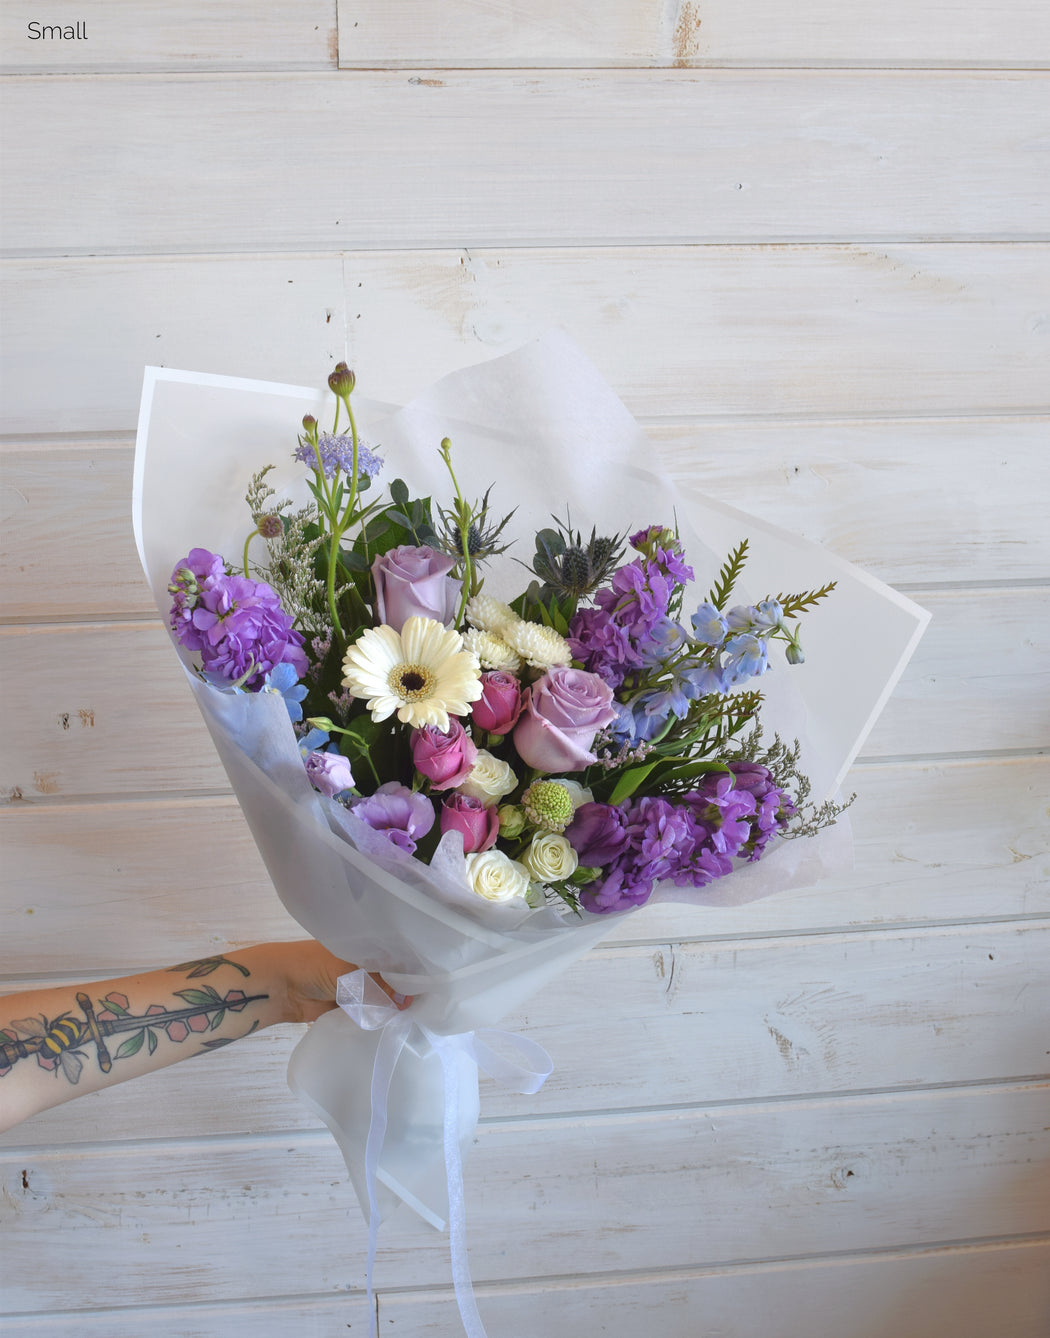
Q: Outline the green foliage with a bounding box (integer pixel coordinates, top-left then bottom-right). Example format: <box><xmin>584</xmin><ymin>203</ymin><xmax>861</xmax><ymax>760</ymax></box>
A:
<box><xmin>707</xmin><ymin>539</ymin><xmax>749</xmax><ymax>611</ymax></box>
<box><xmin>774</xmin><ymin>581</ymin><xmax>839</xmax><ymax>618</ymax></box>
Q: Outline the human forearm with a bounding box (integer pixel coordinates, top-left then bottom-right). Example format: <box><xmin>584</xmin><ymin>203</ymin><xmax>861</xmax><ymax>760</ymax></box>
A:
<box><xmin>0</xmin><ymin>942</ymin><xmax>368</xmax><ymax>1135</ymax></box>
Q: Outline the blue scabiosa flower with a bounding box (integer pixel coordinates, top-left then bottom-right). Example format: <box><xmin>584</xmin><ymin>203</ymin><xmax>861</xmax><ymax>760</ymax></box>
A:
<box><xmin>294</xmin><ymin>432</ymin><xmax>383</xmax><ymax>481</ymax></box>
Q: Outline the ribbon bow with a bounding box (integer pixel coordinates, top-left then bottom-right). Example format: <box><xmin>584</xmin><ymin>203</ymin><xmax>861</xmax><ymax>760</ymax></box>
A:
<box><xmin>337</xmin><ymin>970</ymin><xmax>554</xmax><ymax>1338</ymax></box>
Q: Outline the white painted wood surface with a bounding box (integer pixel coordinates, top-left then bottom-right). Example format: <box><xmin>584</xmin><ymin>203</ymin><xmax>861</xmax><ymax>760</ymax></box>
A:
<box><xmin>1</xmin><ymin>5</ymin><xmax>1048</xmax><ymax>1336</ymax></box>
<box><xmin>3</xmin><ymin>74</ymin><xmax>1048</xmax><ymax>255</ymax></box>
<box><xmin>337</xmin><ymin>0</ymin><xmax>1050</xmax><ymax>69</ymax></box>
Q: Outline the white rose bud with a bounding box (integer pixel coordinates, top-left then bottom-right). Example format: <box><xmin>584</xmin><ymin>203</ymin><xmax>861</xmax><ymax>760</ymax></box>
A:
<box><xmin>523</xmin><ymin>832</ymin><xmax>579</xmax><ymax>884</ymax></box>
<box><xmin>458</xmin><ymin>749</ymin><xmax>518</xmax><ymax>806</ymax></box>
<box><xmin>464</xmin><ymin>849</ymin><xmax>532</xmax><ymax>903</ymax></box>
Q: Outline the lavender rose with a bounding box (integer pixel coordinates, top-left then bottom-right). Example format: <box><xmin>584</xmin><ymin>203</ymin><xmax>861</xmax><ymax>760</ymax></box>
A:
<box><xmin>513</xmin><ymin>666</ymin><xmax>617</xmax><ymax>773</ymax></box>
<box><xmin>471</xmin><ymin>670</ymin><xmax>524</xmax><ymax>735</ymax></box>
<box><xmin>351</xmin><ymin>782</ymin><xmax>435</xmax><ymax>854</ymax></box>
<box><xmin>411</xmin><ymin>718</ymin><xmax>478</xmax><ymax>790</ymax></box>
<box><xmin>372</xmin><ymin>544</ymin><xmax>461</xmax><ymax>632</ymax></box>
<box><xmin>440</xmin><ymin>792</ymin><xmax>500</xmax><ymax>853</ymax></box>
<box><xmin>304</xmin><ymin>749</ymin><xmax>355</xmax><ymax>798</ymax></box>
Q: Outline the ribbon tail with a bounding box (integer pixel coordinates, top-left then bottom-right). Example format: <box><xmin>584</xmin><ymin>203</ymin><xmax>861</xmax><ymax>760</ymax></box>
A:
<box><xmin>437</xmin><ymin>1040</ymin><xmax>489</xmax><ymax>1338</ymax></box>
<box><xmin>364</xmin><ymin>1018</ymin><xmax>410</xmax><ymax>1338</ymax></box>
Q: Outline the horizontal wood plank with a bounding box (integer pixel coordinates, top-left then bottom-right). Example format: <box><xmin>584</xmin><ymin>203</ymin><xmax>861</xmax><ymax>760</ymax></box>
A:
<box><xmin>4</xmin><ymin>416</ymin><xmax>1047</xmax><ymax>623</ymax></box>
<box><xmin>374</xmin><ymin>1242</ymin><xmax>1050</xmax><ymax>1338</ymax></box>
<box><xmin>2</xmin><ymin>757</ymin><xmax>1046</xmax><ymax>974</ymax></box>
<box><xmin>4</xmin><ymin>245</ymin><xmax>1048</xmax><ymax>436</ymax></box>
<box><xmin>0</xmin><ymin>2</ymin><xmax>337</xmax><ymax>73</ymax></box>
<box><xmin>2</xmin><ymin>921</ymin><xmax>1047</xmax><ymax>1148</ymax></box>
<box><xmin>10</xmin><ymin>1240</ymin><xmax>1050</xmax><ymax>1337</ymax></box>
<box><xmin>339</xmin><ymin>0</ymin><xmax>1050</xmax><ymax>69</ymax></box>
<box><xmin>2</xmin><ymin>1083</ymin><xmax>1048</xmax><ymax>1310</ymax></box>
<box><xmin>1</xmin><ymin>588</ymin><xmax>1043</xmax><ymax>803</ymax></box>
<box><xmin>3</xmin><ymin>73</ymin><xmax>1048</xmax><ymax>256</ymax></box>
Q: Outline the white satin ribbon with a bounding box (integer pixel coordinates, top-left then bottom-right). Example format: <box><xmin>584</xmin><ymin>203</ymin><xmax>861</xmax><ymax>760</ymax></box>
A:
<box><xmin>336</xmin><ymin>969</ymin><xmax>554</xmax><ymax>1338</ymax></box>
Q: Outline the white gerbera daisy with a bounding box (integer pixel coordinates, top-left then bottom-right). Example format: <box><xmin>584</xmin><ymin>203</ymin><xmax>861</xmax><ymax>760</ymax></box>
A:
<box><xmin>504</xmin><ymin>620</ymin><xmax>572</xmax><ymax>670</ymax></box>
<box><xmin>342</xmin><ymin>615</ymin><xmax>482</xmax><ymax>731</ymax></box>
<box><xmin>461</xmin><ymin>627</ymin><xmax>523</xmax><ymax>672</ymax></box>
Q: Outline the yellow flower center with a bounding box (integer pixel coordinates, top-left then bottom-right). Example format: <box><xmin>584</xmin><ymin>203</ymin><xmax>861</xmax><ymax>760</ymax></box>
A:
<box><xmin>390</xmin><ymin>663</ymin><xmax>436</xmax><ymax>702</ymax></box>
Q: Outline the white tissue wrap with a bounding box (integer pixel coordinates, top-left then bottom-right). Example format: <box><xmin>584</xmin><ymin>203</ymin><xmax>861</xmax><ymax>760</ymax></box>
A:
<box><xmin>133</xmin><ymin>332</ymin><xmax>929</xmax><ymax>1231</ymax></box>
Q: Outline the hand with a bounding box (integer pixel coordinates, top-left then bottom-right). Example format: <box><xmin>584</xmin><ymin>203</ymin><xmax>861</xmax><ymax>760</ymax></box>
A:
<box><xmin>275</xmin><ymin>940</ymin><xmax>411</xmax><ymax>1024</ymax></box>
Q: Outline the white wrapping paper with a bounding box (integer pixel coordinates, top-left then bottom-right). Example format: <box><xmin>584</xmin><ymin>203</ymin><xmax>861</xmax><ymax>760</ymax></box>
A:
<box><xmin>133</xmin><ymin>334</ymin><xmax>929</xmax><ymax>1279</ymax></box>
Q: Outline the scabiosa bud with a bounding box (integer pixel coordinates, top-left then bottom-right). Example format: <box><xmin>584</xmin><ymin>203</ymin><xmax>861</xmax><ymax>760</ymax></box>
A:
<box><xmin>302</xmin><ymin>414</ymin><xmax>318</xmax><ymax>437</ymax></box>
<box><xmin>785</xmin><ymin>638</ymin><xmax>805</xmax><ymax>665</ymax></box>
<box><xmin>328</xmin><ymin>362</ymin><xmax>356</xmax><ymax>397</ymax></box>
<box><xmin>257</xmin><ymin>514</ymin><xmax>283</xmax><ymax>539</ymax></box>
<box><xmin>521</xmin><ymin>780</ymin><xmax>575</xmax><ymax>833</ymax></box>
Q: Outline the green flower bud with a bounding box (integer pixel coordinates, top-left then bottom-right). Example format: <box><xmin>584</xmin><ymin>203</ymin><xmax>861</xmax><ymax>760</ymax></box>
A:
<box><xmin>307</xmin><ymin>716</ymin><xmax>336</xmax><ymax>732</ymax></box>
<box><xmin>571</xmin><ymin>866</ymin><xmax>602</xmax><ymax>885</ymax></box>
<box><xmin>328</xmin><ymin>363</ymin><xmax>356</xmax><ymax>397</ymax></box>
<box><xmin>785</xmin><ymin>639</ymin><xmax>805</xmax><ymax>665</ymax></box>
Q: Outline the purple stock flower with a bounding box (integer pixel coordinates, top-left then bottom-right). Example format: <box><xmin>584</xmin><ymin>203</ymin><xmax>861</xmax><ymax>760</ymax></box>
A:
<box><xmin>567</xmin><ymin>607</ymin><xmax>640</xmax><ymax>689</ymax></box>
<box><xmin>351</xmin><ymin>782</ymin><xmax>435</xmax><ymax>854</ymax></box>
<box><xmin>294</xmin><ymin>432</ymin><xmax>383</xmax><ymax>481</ymax></box>
<box><xmin>625</xmin><ymin>796</ymin><xmax>698</xmax><ymax>885</ymax></box>
<box><xmin>728</xmin><ymin>760</ymin><xmax>796</xmax><ymax>860</ymax></box>
<box><xmin>681</xmin><ymin>773</ymin><xmax>756</xmax><ymax>858</ymax></box>
<box><xmin>595</xmin><ymin>559</ymin><xmax>674</xmax><ymax>642</ymax></box>
<box><xmin>629</xmin><ymin>526</ymin><xmax>695</xmax><ymax>585</ymax></box>
<box><xmin>168</xmin><ymin>551</ymin><xmax>307</xmax><ymax>690</ymax></box>
<box><xmin>580</xmin><ymin>861</ymin><xmax>655</xmax><ymax>915</ymax></box>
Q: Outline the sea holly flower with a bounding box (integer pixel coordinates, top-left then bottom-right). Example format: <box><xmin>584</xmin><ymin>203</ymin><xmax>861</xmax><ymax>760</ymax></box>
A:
<box><xmin>342</xmin><ymin>616</ymin><xmax>483</xmax><ymax>732</ymax></box>
<box><xmin>351</xmin><ymin>782</ymin><xmax>435</xmax><ymax>854</ymax></box>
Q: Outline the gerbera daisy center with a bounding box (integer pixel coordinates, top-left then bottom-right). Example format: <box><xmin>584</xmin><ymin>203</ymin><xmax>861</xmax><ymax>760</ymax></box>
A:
<box><xmin>390</xmin><ymin>663</ymin><xmax>435</xmax><ymax>700</ymax></box>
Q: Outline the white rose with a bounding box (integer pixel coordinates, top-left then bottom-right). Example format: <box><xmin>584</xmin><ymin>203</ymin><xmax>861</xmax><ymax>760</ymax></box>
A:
<box><xmin>523</xmin><ymin>832</ymin><xmax>579</xmax><ymax>883</ymax></box>
<box><xmin>464</xmin><ymin>849</ymin><xmax>532</xmax><ymax>903</ymax></box>
<box><xmin>458</xmin><ymin>749</ymin><xmax>518</xmax><ymax>805</ymax></box>
<box><xmin>552</xmin><ymin>777</ymin><xmax>593</xmax><ymax>810</ymax></box>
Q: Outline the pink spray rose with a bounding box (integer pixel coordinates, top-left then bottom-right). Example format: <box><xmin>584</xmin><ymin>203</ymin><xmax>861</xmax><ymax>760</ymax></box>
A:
<box><xmin>513</xmin><ymin>665</ymin><xmax>618</xmax><ymax>773</ymax></box>
<box><xmin>472</xmin><ymin>670</ymin><xmax>524</xmax><ymax>735</ymax></box>
<box><xmin>411</xmin><ymin>718</ymin><xmax>478</xmax><ymax>790</ymax></box>
<box><xmin>440</xmin><ymin>792</ymin><xmax>501</xmax><ymax>853</ymax></box>
<box><xmin>372</xmin><ymin>544</ymin><xmax>461</xmax><ymax>631</ymax></box>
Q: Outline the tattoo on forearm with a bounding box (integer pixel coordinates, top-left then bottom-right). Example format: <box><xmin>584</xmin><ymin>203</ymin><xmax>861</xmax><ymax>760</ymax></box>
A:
<box><xmin>0</xmin><ymin>959</ymin><xmax>267</xmax><ymax>1086</ymax></box>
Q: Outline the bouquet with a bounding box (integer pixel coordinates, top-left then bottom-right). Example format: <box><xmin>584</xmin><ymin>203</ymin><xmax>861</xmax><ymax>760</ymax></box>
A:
<box><xmin>134</xmin><ymin>333</ymin><xmax>928</xmax><ymax>1336</ymax></box>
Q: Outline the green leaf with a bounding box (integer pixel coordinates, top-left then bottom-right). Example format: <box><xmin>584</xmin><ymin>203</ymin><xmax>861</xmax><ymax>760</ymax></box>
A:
<box><xmin>385</xmin><ymin>510</ymin><xmax>413</xmax><ymax>529</ymax></box>
<box><xmin>146</xmin><ymin>1028</ymin><xmax>158</xmax><ymax>1056</ymax></box>
<box><xmin>174</xmin><ymin>987</ymin><xmax>220</xmax><ymax>1008</ymax></box>
<box><xmin>209</xmin><ymin>1009</ymin><xmax>226</xmax><ymax>1031</ymax></box>
<box><xmin>101</xmin><ymin>994</ymin><xmax>130</xmax><ymax>1016</ymax></box>
<box><xmin>608</xmin><ymin>763</ymin><xmax>660</xmax><ymax>806</ymax></box>
<box><xmin>708</xmin><ymin>539</ymin><xmax>749</xmax><ymax>611</ymax></box>
<box><xmin>390</xmin><ymin>478</ymin><xmax>409</xmax><ymax>507</ymax></box>
<box><xmin>115</xmin><ymin>1031</ymin><xmax>145</xmax><ymax>1060</ymax></box>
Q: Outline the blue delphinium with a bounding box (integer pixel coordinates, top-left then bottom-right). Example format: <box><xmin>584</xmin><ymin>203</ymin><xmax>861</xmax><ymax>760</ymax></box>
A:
<box><xmin>261</xmin><ymin>661</ymin><xmax>310</xmax><ymax>722</ymax></box>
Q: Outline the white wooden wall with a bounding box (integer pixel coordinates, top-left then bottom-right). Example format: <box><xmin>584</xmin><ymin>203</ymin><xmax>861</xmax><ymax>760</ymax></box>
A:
<box><xmin>2</xmin><ymin>4</ymin><xmax>1049</xmax><ymax>1334</ymax></box>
